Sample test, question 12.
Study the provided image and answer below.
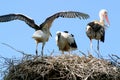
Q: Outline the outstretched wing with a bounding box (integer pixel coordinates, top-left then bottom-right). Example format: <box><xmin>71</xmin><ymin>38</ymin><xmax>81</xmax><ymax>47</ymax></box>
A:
<box><xmin>0</xmin><ymin>14</ymin><xmax>40</xmax><ymax>30</ymax></box>
<box><xmin>40</xmin><ymin>11</ymin><xmax>90</xmax><ymax>29</ymax></box>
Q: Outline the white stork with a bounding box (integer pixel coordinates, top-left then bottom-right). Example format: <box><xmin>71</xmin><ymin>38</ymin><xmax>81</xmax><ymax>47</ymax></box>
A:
<box><xmin>56</xmin><ymin>31</ymin><xmax>77</xmax><ymax>54</ymax></box>
<box><xmin>0</xmin><ymin>11</ymin><xmax>89</xmax><ymax>56</ymax></box>
<box><xmin>86</xmin><ymin>9</ymin><xmax>110</xmax><ymax>55</ymax></box>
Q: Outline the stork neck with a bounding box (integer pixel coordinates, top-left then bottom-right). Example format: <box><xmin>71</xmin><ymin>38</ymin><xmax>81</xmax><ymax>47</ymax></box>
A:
<box><xmin>42</xmin><ymin>28</ymin><xmax>51</xmax><ymax>36</ymax></box>
<box><xmin>42</xmin><ymin>28</ymin><xmax>49</xmax><ymax>32</ymax></box>
<box><xmin>99</xmin><ymin>17</ymin><xmax>105</xmax><ymax>26</ymax></box>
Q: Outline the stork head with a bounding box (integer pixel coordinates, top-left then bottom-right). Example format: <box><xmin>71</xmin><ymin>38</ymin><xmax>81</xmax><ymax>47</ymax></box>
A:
<box><xmin>56</xmin><ymin>31</ymin><xmax>61</xmax><ymax>35</ymax></box>
<box><xmin>56</xmin><ymin>31</ymin><xmax>62</xmax><ymax>37</ymax></box>
<box><xmin>56</xmin><ymin>31</ymin><xmax>62</xmax><ymax>42</ymax></box>
<box><xmin>99</xmin><ymin>9</ymin><xmax>110</xmax><ymax>26</ymax></box>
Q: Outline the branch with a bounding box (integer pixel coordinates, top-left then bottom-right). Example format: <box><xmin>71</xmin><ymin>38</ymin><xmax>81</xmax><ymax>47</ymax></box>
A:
<box><xmin>1</xmin><ymin>43</ymin><xmax>35</xmax><ymax>61</ymax></box>
<box><xmin>2</xmin><ymin>43</ymin><xmax>25</xmax><ymax>55</ymax></box>
<box><xmin>112</xmin><ymin>54</ymin><xmax>120</xmax><ymax>59</ymax></box>
<box><xmin>109</xmin><ymin>54</ymin><xmax>120</xmax><ymax>65</ymax></box>
<box><xmin>1</xmin><ymin>43</ymin><xmax>32</xmax><ymax>56</ymax></box>
<box><xmin>79</xmin><ymin>50</ymin><xmax>87</xmax><ymax>57</ymax></box>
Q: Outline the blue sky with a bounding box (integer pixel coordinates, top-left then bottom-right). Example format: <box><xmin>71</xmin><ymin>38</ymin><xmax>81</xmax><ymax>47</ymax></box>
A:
<box><xmin>0</xmin><ymin>0</ymin><xmax>119</xmax><ymax>58</ymax></box>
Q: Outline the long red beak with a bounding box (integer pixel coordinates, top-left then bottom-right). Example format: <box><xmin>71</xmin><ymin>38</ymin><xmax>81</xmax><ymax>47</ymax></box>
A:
<box><xmin>105</xmin><ymin>15</ymin><xmax>110</xmax><ymax>26</ymax></box>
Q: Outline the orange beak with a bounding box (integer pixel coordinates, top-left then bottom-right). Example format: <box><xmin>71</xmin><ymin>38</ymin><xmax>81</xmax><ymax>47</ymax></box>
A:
<box><xmin>105</xmin><ymin>15</ymin><xmax>110</xmax><ymax>26</ymax></box>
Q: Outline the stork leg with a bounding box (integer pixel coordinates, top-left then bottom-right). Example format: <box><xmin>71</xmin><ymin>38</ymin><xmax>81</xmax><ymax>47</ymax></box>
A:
<box><xmin>36</xmin><ymin>43</ymin><xmax>38</xmax><ymax>56</ymax></box>
<box><xmin>97</xmin><ymin>40</ymin><xmax>99</xmax><ymax>52</ymax></box>
<box><xmin>41</xmin><ymin>42</ymin><xmax>45</xmax><ymax>57</ymax></box>
<box><xmin>90</xmin><ymin>39</ymin><xmax>93</xmax><ymax>53</ymax></box>
<box><xmin>97</xmin><ymin>40</ymin><xmax>100</xmax><ymax>57</ymax></box>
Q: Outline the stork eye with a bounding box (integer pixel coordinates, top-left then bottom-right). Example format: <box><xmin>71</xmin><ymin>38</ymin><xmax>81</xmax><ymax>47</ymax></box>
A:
<box><xmin>104</xmin><ymin>12</ymin><xmax>107</xmax><ymax>15</ymax></box>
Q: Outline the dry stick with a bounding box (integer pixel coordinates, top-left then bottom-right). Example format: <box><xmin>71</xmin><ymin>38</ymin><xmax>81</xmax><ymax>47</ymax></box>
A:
<box><xmin>0</xmin><ymin>55</ymin><xmax>14</xmax><ymax>66</ymax></box>
<box><xmin>108</xmin><ymin>54</ymin><xmax>120</xmax><ymax>66</ymax></box>
<box><xmin>110</xmin><ymin>54</ymin><xmax>120</xmax><ymax>64</ymax></box>
<box><xmin>84</xmin><ymin>70</ymin><xmax>94</xmax><ymax>80</ymax></box>
<box><xmin>1</xmin><ymin>43</ymin><xmax>32</xmax><ymax>56</ymax></box>
<box><xmin>64</xmin><ymin>64</ymin><xmax>77</xmax><ymax>80</ymax></box>
<box><xmin>2</xmin><ymin>43</ymin><xmax>25</xmax><ymax>55</ymax></box>
<box><xmin>79</xmin><ymin>50</ymin><xmax>87</xmax><ymax>57</ymax></box>
<box><xmin>0</xmin><ymin>55</ymin><xmax>18</xmax><ymax>77</ymax></box>
<box><xmin>112</xmin><ymin>54</ymin><xmax>120</xmax><ymax>59</ymax></box>
<box><xmin>47</xmin><ymin>49</ymin><xmax>54</xmax><ymax>57</ymax></box>
<box><xmin>1</xmin><ymin>43</ymin><xmax>34</xmax><ymax>61</ymax></box>
<box><xmin>94</xmin><ymin>49</ymin><xmax>103</xmax><ymax>59</ymax></box>
<box><xmin>0</xmin><ymin>56</ymin><xmax>13</xmax><ymax>69</ymax></box>
<box><xmin>109</xmin><ymin>54</ymin><xmax>117</xmax><ymax>62</ymax></box>
<box><xmin>112</xmin><ymin>54</ymin><xmax>120</xmax><ymax>64</ymax></box>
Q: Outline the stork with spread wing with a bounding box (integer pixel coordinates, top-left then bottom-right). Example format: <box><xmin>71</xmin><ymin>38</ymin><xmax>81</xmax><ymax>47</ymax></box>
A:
<box><xmin>0</xmin><ymin>11</ymin><xmax>89</xmax><ymax>56</ymax></box>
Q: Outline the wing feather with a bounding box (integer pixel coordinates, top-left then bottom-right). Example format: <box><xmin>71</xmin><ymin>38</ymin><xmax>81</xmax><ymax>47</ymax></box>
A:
<box><xmin>0</xmin><ymin>14</ymin><xmax>40</xmax><ymax>30</ymax></box>
<box><xmin>40</xmin><ymin>11</ymin><xmax>90</xmax><ymax>29</ymax></box>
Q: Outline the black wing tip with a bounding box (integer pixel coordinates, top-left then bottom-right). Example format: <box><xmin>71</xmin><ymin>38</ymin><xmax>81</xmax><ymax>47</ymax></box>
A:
<box><xmin>69</xmin><ymin>41</ymin><xmax>78</xmax><ymax>48</ymax></box>
<box><xmin>82</xmin><ymin>14</ymin><xmax>90</xmax><ymax>19</ymax></box>
<box><xmin>101</xmin><ymin>37</ymin><xmax>105</xmax><ymax>42</ymax></box>
<box><xmin>64</xmin><ymin>31</ymin><xmax>69</xmax><ymax>33</ymax></box>
<box><xmin>100</xmin><ymin>31</ymin><xmax>105</xmax><ymax>43</ymax></box>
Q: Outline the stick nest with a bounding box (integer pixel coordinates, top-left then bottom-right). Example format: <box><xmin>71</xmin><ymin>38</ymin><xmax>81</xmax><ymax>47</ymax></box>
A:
<box><xmin>3</xmin><ymin>54</ymin><xmax>120</xmax><ymax>80</ymax></box>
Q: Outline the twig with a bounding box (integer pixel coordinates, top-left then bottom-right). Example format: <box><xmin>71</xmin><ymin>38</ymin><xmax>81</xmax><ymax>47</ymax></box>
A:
<box><xmin>109</xmin><ymin>54</ymin><xmax>116</xmax><ymax>62</ymax></box>
<box><xmin>47</xmin><ymin>49</ymin><xmax>54</xmax><ymax>57</ymax></box>
<box><xmin>1</xmin><ymin>43</ymin><xmax>32</xmax><ymax>57</ymax></box>
<box><xmin>84</xmin><ymin>70</ymin><xmax>94</xmax><ymax>80</ymax></box>
<box><xmin>112</xmin><ymin>54</ymin><xmax>120</xmax><ymax>59</ymax></box>
<box><xmin>2</xmin><ymin>43</ymin><xmax>25</xmax><ymax>55</ymax></box>
<box><xmin>109</xmin><ymin>54</ymin><xmax>120</xmax><ymax>65</ymax></box>
<box><xmin>79</xmin><ymin>50</ymin><xmax>87</xmax><ymax>57</ymax></box>
<box><xmin>94</xmin><ymin>49</ymin><xmax>103</xmax><ymax>59</ymax></box>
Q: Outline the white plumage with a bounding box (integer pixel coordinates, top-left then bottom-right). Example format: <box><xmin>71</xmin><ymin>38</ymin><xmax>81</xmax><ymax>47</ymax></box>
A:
<box><xmin>56</xmin><ymin>31</ymin><xmax>77</xmax><ymax>54</ymax></box>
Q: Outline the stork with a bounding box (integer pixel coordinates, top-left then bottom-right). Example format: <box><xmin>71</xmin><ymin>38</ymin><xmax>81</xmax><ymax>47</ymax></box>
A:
<box><xmin>56</xmin><ymin>31</ymin><xmax>77</xmax><ymax>54</ymax></box>
<box><xmin>86</xmin><ymin>9</ymin><xmax>110</xmax><ymax>56</ymax></box>
<box><xmin>0</xmin><ymin>11</ymin><xmax>89</xmax><ymax>56</ymax></box>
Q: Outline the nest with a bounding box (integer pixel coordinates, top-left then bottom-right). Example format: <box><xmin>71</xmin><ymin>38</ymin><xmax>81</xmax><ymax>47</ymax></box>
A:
<box><xmin>3</xmin><ymin>54</ymin><xmax>120</xmax><ymax>80</ymax></box>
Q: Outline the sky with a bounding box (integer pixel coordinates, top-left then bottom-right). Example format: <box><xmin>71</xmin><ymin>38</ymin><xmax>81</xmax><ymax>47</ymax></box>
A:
<box><xmin>0</xmin><ymin>0</ymin><xmax>120</xmax><ymax>59</ymax></box>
